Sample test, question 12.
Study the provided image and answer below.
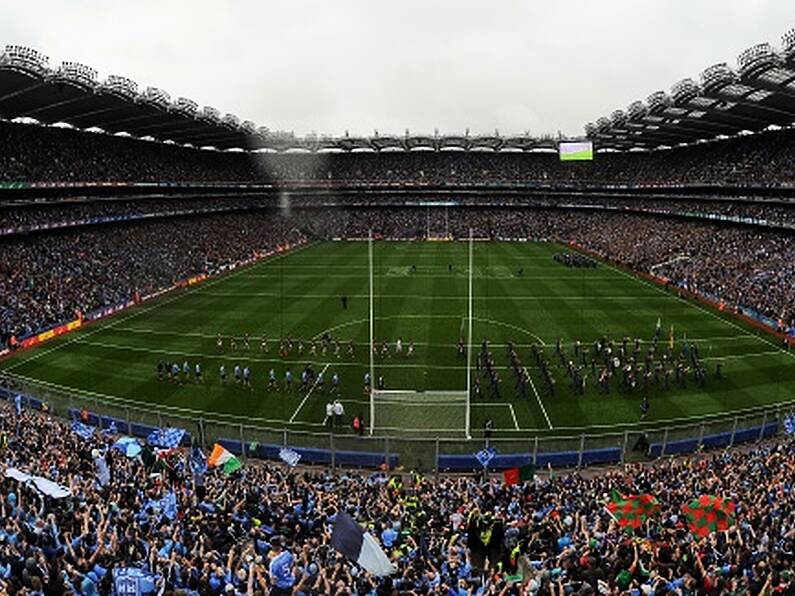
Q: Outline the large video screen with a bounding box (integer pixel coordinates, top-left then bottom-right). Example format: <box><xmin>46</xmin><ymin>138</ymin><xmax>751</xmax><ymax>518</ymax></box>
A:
<box><xmin>559</xmin><ymin>141</ymin><xmax>593</xmax><ymax>161</ymax></box>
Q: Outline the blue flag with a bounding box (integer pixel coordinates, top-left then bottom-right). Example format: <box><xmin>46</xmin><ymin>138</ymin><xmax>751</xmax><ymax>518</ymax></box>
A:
<box><xmin>784</xmin><ymin>415</ymin><xmax>795</xmax><ymax>436</ymax></box>
<box><xmin>113</xmin><ymin>567</ymin><xmax>157</xmax><ymax>596</ymax></box>
<box><xmin>14</xmin><ymin>394</ymin><xmax>22</xmax><ymax>415</ymax></box>
<box><xmin>161</xmin><ymin>491</ymin><xmax>178</xmax><ymax>521</ymax></box>
<box><xmin>474</xmin><ymin>447</ymin><xmax>497</xmax><ymax>468</ymax></box>
<box><xmin>72</xmin><ymin>421</ymin><xmax>95</xmax><ymax>441</ymax></box>
<box><xmin>190</xmin><ymin>447</ymin><xmax>208</xmax><ymax>482</ymax></box>
<box><xmin>146</xmin><ymin>427</ymin><xmax>185</xmax><ymax>449</ymax></box>
<box><xmin>279</xmin><ymin>447</ymin><xmax>302</xmax><ymax>468</ymax></box>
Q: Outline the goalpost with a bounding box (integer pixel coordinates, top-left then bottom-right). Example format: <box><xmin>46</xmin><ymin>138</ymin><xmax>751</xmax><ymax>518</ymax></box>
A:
<box><xmin>368</xmin><ymin>228</ymin><xmax>474</xmax><ymax>437</ymax></box>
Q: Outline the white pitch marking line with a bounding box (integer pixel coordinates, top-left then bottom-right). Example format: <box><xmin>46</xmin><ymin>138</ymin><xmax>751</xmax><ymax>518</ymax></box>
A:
<box><xmin>4</xmin><ymin>371</ymin><xmax>330</xmax><ymax>428</ymax></box>
<box><xmin>526</xmin><ymin>374</ymin><xmax>553</xmax><ymax>430</ymax></box>
<box><xmin>289</xmin><ymin>363</ymin><xmax>330</xmax><ymax>423</ymax></box>
<box><xmin>598</xmin><ymin>257</ymin><xmax>795</xmax><ymax>361</ymax></box>
<box><xmin>508</xmin><ymin>403</ymin><xmax>520</xmax><ymax>430</ymax></box>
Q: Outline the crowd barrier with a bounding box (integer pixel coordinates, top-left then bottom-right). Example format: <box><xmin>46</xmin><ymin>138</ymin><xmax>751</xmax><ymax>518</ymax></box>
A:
<box><xmin>1</xmin><ymin>378</ymin><xmax>793</xmax><ymax>474</ymax></box>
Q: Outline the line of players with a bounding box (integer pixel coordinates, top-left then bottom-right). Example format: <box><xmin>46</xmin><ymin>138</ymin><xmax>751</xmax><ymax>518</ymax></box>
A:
<box><xmin>215</xmin><ymin>333</ymin><xmax>416</xmax><ymax>360</ymax></box>
<box><xmin>156</xmin><ymin>359</ymin><xmax>344</xmax><ymax>395</ymax></box>
<box><xmin>469</xmin><ymin>333</ymin><xmax>723</xmax><ymax>402</ymax></box>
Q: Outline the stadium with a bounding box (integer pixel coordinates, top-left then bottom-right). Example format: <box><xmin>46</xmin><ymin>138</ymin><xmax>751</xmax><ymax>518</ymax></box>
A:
<box><xmin>2</xmin><ymin>5</ymin><xmax>795</xmax><ymax>594</ymax></box>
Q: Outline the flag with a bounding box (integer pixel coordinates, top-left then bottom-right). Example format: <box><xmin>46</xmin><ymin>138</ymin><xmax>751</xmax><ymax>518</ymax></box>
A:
<box><xmin>330</xmin><ymin>511</ymin><xmax>396</xmax><ymax>577</ymax></box>
<box><xmin>783</xmin><ymin>415</ymin><xmax>795</xmax><ymax>436</ymax></box>
<box><xmin>190</xmin><ymin>447</ymin><xmax>208</xmax><ymax>479</ymax></box>
<box><xmin>112</xmin><ymin>437</ymin><xmax>141</xmax><ymax>458</ymax></box>
<box><xmin>143</xmin><ymin>491</ymin><xmax>179</xmax><ymax>521</ymax></box>
<box><xmin>14</xmin><ymin>394</ymin><xmax>22</xmax><ymax>415</ymax></box>
<box><xmin>71</xmin><ymin>421</ymin><xmax>95</xmax><ymax>441</ymax></box>
<box><xmin>474</xmin><ymin>447</ymin><xmax>497</xmax><ymax>468</ymax></box>
<box><xmin>279</xmin><ymin>447</ymin><xmax>301</xmax><ymax>468</ymax></box>
<box><xmin>5</xmin><ymin>468</ymin><xmax>72</xmax><ymax>499</ymax></box>
<box><xmin>94</xmin><ymin>452</ymin><xmax>110</xmax><ymax>487</ymax></box>
<box><xmin>682</xmin><ymin>495</ymin><xmax>735</xmax><ymax>538</ymax></box>
<box><xmin>161</xmin><ymin>491</ymin><xmax>178</xmax><ymax>521</ymax></box>
<box><xmin>146</xmin><ymin>427</ymin><xmax>186</xmax><ymax>449</ymax></box>
<box><xmin>605</xmin><ymin>490</ymin><xmax>660</xmax><ymax>531</ymax></box>
<box><xmin>503</xmin><ymin>463</ymin><xmax>535</xmax><ymax>486</ymax></box>
<box><xmin>208</xmin><ymin>443</ymin><xmax>242</xmax><ymax>474</ymax></box>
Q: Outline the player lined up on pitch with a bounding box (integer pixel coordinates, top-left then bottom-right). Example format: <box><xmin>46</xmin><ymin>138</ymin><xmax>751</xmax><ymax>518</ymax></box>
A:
<box><xmin>472</xmin><ymin>321</ymin><xmax>724</xmax><ymax>408</ymax></box>
<box><xmin>155</xmin><ymin>359</ymin><xmax>344</xmax><ymax>395</ymax></box>
<box><xmin>214</xmin><ymin>333</ymin><xmax>417</xmax><ymax>360</ymax></box>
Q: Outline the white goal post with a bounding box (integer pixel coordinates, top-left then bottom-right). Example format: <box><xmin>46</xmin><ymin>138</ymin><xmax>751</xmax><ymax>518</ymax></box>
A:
<box><xmin>368</xmin><ymin>228</ymin><xmax>474</xmax><ymax>438</ymax></box>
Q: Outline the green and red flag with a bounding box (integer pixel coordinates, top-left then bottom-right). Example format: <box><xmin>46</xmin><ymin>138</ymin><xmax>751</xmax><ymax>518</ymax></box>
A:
<box><xmin>605</xmin><ymin>490</ymin><xmax>660</xmax><ymax>531</ymax></box>
<box><xmin>682</xmin><ymin>495</ymin><xmax>735</xmax><ymax>538</ymax></box>
<box><xmin>503</xmin><ymin>463</ymin><xmax>535</xmax><ymax>486</ymax></box>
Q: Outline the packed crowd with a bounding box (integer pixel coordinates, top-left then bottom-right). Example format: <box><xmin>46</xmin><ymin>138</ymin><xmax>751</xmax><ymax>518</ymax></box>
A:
<box><xmin>3</xmin><ymin>206</ymin><xmax>793</xmax><ymax>351</ymax></box>
<box><xmin>0</xmin><ymin>196</ymin><xmax>269</xmax><ymax>234</ymax></box>
<box><xmin>0</xmin><ymin>211</ymin><xmax>307</xmax><ymax>344</ymax></box>
<box><xmin>0</xmin><ymin>122</ymin><xmax>262</xmax><ymax>184</ymax></box>
<box><xmin>1</xmin><ymin>399</ymin><xmax>795</xmax><ymax>595</ymax></box>
<box><xmin>5</xmin><ymin>120</ymin><xmax>795</xmax><ymax>187</ymax></box>
<box><xmin>7</xmin><ymin>195</ymin><xmax>795</xmax><ymax>235</ymax></box>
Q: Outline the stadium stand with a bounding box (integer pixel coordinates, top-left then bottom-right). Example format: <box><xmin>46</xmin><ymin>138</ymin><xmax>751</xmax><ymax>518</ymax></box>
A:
<box><xmin>1</xmin><ymin>399</ymin><xmax>794</xmax><ymax>594</ymax></box>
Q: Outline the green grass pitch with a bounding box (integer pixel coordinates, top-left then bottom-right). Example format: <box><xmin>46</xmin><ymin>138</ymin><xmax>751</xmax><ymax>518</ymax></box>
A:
<box><xmin>3</xmin><ymin>240</ymin><xmax>795</xmax><ymax>441</ymax></box>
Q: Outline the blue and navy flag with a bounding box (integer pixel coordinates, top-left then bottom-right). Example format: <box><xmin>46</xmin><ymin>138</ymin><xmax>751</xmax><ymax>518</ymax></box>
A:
<box><xmin>143</xmin><ymin>491</ymin><xmax>179</xmax><ymax>522</ymax></box>
<box><xmin>190</xmin><ymin>447</ymin><xmax>208</xmax><ymax>480</ymax></box>
<box><xmin>783</xmin><ymin>415</ymin><xmax>795</xmax><ymax>436</ymax></box>
<box><xmin>474</xmin><ymin>447</ymin><xmax>497</xmax><ymax>468</ymax></box>
<box><xmin>279</xmin><ymin>447</ymin><xmax>302</xmax><ymax>468</ymax></box>
<box><xmin>72</xmin><ymin>421</ymin><xmax>96</xmax><ymax>441</ymax></box>
<box><xmin>330</xmin><ymin>511</ymin><xmax>396</xmax><ymax>577</ymax></box>
<box><xmin>113</xmin><ymin>566</ymin><xmax>157</xmax><ymax>596</ymax></box>
<box><xmin>14</xmin><ymin>394</ymin><xmax>22</xmax><ymax>415</ymax></box>
<box><xmin>161</xmin><ymin>491</ymin><xmax>178</xmax><ymax>521</ymax></box>
<box><xmin>146</xmin><ymin>427</ymin><xmax>185</xmax><ymax>449</ymax></box>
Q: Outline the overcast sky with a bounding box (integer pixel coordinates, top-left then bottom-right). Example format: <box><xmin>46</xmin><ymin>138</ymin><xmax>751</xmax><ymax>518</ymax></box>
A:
<box><xmin>1</xmin><ymin>0</ymin><xmax>792</xmax><ymax>137</ymax></box>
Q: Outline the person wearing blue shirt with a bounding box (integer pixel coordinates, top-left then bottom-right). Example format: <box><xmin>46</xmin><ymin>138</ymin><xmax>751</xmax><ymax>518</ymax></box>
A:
<box><xmin>381</xmin><ymin>525</ymin><xmax>398</xmax><ymax>549</ymax></box>
<box><xmin>268</xmin><ymin>537</ymin><xmax>295</xmax><ymax>595</ymax></box>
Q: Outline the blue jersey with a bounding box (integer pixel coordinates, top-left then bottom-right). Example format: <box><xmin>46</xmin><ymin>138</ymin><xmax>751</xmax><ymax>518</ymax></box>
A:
<box><xmin>269</xmin><ymin>551</ymin><xmax>295</xmax><ymax>589</ymax></box>
<box><xmin>269</xmin><ymin>369</ymin><xmax>276</xmax><ymax>381</ymax></box>
<box><xmin>332</xmin><ymin>374</ymin><xmax>339</xmax><ymax>386</ymax></box>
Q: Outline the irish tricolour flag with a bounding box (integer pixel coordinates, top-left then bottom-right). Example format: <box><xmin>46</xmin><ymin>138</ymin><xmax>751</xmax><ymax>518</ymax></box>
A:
<box><xmin>208</xmin><ymin>444</ymin><xmax>242</xmax><ymax>474</ymax></box>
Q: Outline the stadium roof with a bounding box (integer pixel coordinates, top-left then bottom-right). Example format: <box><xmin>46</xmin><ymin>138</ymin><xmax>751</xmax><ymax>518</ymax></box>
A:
<box><xmin>0</xmin><ymin>44</ymin><xmax>560</xmax><ymax>153</ymax></box>
<box><xmin>586</xmin><ymin>28</ymin><xmax>795</xmax><ymax>150</ymax></box>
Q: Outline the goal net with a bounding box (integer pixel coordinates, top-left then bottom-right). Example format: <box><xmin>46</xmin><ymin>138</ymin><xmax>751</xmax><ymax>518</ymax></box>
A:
<box><xmin>371</xmin><ymin>389</ymin><xmax>469</xmax><ymax>435</ymax></box>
